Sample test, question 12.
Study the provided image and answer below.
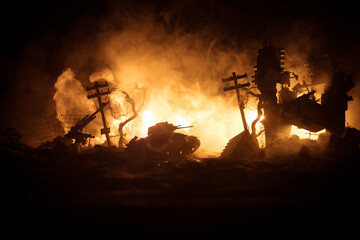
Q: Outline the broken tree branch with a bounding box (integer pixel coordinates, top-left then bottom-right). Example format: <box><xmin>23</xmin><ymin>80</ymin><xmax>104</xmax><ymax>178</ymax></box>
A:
<box><xmin>247</xmin><ymin>90</ymin><xmax>264</xmax><ymax>136</ymax></box>
<box><xmin>112</xmin><ymin>86</ymin><xmax>145</xmax><ymax>148</ymax></box>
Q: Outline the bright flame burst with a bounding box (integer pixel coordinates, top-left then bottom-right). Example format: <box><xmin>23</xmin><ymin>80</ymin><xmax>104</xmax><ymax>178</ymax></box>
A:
<box><xmin>54</xmin><ymin>68</ymin><xmax>325</xmax><ymax>157</ymax></box>
<box><xmin>291</xmin><ymin>127</ymin><xmax>326</xmax><ymax>140</ymax></box>
<box><xmin>142</xmin><ymin>109</ymin><xmax>156</xmax><ymax>134</ymax></box>
<box><xmin>53</xmin><ymin>14</ymin><xmax>327</xmax><ymax>157</ymax></box>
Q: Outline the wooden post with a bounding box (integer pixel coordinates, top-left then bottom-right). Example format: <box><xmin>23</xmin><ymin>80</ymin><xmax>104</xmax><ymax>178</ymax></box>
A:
<box><xmin>87</xmin><ymin>81</ymin><xmax>111</xmax><ymax>147</ymax></box>
<box><xmin>222</xmin><ymin>72</ymin><xmax>250</xmax><ymax>132</ymax></box>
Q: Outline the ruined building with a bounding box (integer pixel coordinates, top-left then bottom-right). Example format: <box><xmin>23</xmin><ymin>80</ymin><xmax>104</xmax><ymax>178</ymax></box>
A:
<box><xmin>222</xmin><ymin>41</ymin><xmax>355</xmax><ymax>158</ymax></box>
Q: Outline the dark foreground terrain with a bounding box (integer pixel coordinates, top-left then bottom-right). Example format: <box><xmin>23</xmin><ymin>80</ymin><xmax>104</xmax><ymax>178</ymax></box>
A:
<box><xmin>1</xmin><ymin>136</ymin><xmax>360</xmax><ymax>238</ymax></box>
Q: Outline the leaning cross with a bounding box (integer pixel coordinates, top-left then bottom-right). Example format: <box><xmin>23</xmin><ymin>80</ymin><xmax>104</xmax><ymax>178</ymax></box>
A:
<box><xmin>86</xmin><ymin>81</ymin><xmax>111</xmax><ymax>147</ymax></box>
<box><xmin>222</xmin><ymin>72</ymin><xmax>250</xmax><ymax>132</ymax></box>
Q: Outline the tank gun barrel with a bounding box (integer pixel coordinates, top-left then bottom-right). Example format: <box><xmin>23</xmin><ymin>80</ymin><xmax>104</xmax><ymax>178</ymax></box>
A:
<box><xmin>75</xmin><ymin>102</ymin><xmax>109</xmax><ymax>130</ymax></box>
<box><xmin>176</xmin><ymin>125</ymin><xmax>193</xmax><ymax>129</ymax></box>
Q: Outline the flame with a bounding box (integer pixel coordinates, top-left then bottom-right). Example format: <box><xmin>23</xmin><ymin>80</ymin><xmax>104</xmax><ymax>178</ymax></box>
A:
<box><xmin>53</xmin><ymin>67</ymin><xmax>325</xmax><ymax>154</ymax></box>
<box><xmin>142</xmin><ymin>109</ymin><xmax>156</xmax><ymax>134</ymax></box>
<box><xmin>52</xmin><ymin>13</ymin><xmax>331</xmax><ymax>156</ymax></box>
<box><xmin>291</xmin><ymin>127</ymin><xmax>326</xmax><ymax>140</ymax></box>
<box><xmin>52</xmin><ymin>68</ymin><xmax>301</xmax><ymax>155</ymax></box>
<box><xmin>174</xmin><ymin>115</ymin><xmax>191</xmax><ymax>127</ymax></box>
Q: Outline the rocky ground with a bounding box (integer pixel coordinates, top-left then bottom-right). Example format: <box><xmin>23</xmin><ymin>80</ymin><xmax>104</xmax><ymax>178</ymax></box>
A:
<box><xmin>1</xmin><ymin>130</ymin><xmax>360</xmax><ymax>237</ymax></box>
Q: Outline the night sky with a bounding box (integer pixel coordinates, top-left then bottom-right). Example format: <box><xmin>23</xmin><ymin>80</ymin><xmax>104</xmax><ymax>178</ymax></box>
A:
<box><xmin>1</xmin><ymin>0</ymin><xmax>360</xmax><ymax>144</ymax></box>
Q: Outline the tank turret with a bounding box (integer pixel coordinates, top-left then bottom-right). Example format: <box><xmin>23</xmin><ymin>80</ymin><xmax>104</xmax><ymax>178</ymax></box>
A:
<box><xmin>126</xmin><ymin>121</ymin><xmax>200</xmax><ymax>159</ymax></box>
<box><xmin>147</xmin><ymin>121</ymin><xmax>192</xmax><ymax>136</ymax></box>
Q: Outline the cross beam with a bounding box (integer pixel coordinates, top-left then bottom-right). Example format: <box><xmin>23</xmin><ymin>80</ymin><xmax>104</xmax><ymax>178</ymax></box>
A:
<box><xmin>222</xmin><ymin>72</ymin><xmax>250</xmax><ymax>132</ymax></box>
<box><xmin>87</xmin><ymin>81</ymin><xmax>111</xmax><ymax>147</ymax></box>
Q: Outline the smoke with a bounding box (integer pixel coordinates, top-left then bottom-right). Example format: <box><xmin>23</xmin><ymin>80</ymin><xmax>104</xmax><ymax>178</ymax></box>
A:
<box><xmin>53</xmin><ymin>4</ymin><xmax>258</xmax><ymax>155</ymax></box>
<box><xmin>3</xmin><ymin>0</ymin><xmax>359</xmax><ymax>154</ymax></box>
<box><xmin>53</xmin><ymin>69</ymin><xmax>96</xmax><ymax>128</ymax></box>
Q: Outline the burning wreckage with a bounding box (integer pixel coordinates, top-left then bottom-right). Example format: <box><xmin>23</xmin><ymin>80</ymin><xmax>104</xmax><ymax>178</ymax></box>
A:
<box><xmin>41</xmin><ymin>80</ymin><xmax>201</xmax><ymax>160</ymax></box>
<box><xmin>126</xmin><ymin>122</ymin><xmax>200</xmax><ymax>159</ymax></box>
<box><xmin>221</xmin><ymin>41</ymin><xmax>357</xmax><ymax>159</ymax></box>
<box><xmin>35</xmin><ymin>42</ymin><xmax>358</xmax><ymax>162</ymax></box>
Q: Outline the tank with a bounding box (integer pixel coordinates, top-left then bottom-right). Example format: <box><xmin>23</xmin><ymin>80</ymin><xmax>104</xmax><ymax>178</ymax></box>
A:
<box><xmin>126</xmin><ymin>121</ymin><xmax>200</xmax><ymax>159</ymax></box>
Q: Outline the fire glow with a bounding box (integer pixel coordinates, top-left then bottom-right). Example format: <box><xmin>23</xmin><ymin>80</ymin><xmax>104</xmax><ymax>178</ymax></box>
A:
<box><xmin>54</xmin><ymin>68</ymin><xmax>265</xmax><ymax>156</ymax></box>
<box><xmin>54</xmin><ymin>67</ymin><xmax>325</xmax><ymax>157</ymax></box>
<box><xmin>53</xmin><ymin>13</ymin><xmax>327</xmax><ymax>157</ymax></box>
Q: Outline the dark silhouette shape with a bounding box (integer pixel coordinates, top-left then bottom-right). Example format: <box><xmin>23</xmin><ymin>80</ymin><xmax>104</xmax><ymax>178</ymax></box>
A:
<box><xmin>87</xmin><ymin>81</ymin><xmax>111</xmax><ymax>147</ymax></box>
<box><xmin>65</xmin><ymin>102</ymin><xmax>109</xmax><ymax>145</ymax></box>
<box><xmin>126</xmin><ymin>121</ymin><xmax>200</xmax><ymax>159</ymax></box>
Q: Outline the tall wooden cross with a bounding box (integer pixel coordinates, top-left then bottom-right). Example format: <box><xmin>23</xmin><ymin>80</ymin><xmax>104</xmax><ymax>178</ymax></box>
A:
<box><xmin>222</xmin><ymin>72</ymin><xmax>250</xmax><ymax>132</ymax></box>
<box><xmin>87</xmin><ymin>81</ymin><xmax>111</xmax><ymax>147</ymax></box>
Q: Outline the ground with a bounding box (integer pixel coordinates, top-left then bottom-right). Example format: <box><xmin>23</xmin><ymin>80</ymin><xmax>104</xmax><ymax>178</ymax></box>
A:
<box><xmin>1</xmin><ymin>138</ymin><xmax>359</xmax><ymax>237</ymax></box>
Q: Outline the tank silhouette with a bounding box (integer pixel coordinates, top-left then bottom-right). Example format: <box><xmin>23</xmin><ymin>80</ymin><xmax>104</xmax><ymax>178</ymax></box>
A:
<box><xmin>126</xmin><ymin>121</ymin><xmax>200</xmax><ymax>158</ymax></box>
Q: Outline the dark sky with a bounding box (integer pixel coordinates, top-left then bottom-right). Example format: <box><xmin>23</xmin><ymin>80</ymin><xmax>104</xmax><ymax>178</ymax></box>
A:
<box><xmin>1</xmin><ymin>0</ymin><xmax>359</xmax><ymax>144</ymax></box>
<box><xmin>1</xmin><ymin>0</ymin><xmax>359</xmax><ymax>61</ymax></box>
<box><xmin>1</xmin><ymin>0</ymin><xmax>359</xmax><ymax>75</ymax></box>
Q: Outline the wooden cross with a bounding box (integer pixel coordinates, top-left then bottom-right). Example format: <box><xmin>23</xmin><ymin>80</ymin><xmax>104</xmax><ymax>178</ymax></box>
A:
<box><xmin>87</xmin><ymin>81</ymin><xmax>112</xmax><ymax>147</ymax></box>
<box><xmin>222</xmin><ymin>72</ymin><xmax>250</xmax><ymax>132</ymax></box>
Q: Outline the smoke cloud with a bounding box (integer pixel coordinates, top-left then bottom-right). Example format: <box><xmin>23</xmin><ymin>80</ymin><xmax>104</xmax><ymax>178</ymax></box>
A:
<box><xmin>2</xmin><ymin>0</ymin><xmax>359</xmax><ymax>154</ymax></box>
<box><xmin>53</xmin><ymin>13</ymin><xmax>254</xmax><ymax>154</ymax></box>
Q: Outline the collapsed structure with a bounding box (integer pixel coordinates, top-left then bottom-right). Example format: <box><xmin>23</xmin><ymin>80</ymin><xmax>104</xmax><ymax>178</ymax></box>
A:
<box><xmin>221</xmin><ymin>41</ymin><xmax>355</xmax><ymax>159</ymax></box>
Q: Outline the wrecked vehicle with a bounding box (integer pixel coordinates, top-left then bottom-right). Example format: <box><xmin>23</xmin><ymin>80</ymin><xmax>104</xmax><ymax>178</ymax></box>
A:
<box><xmin>126</xmin><ymin>121</ymin><xmax>200</xmax><ymax>159</ymax></box>
<box><xmin>65</xmin><ymin>102</ymin><xmax>109</xmax><ymax>145</ymax></box>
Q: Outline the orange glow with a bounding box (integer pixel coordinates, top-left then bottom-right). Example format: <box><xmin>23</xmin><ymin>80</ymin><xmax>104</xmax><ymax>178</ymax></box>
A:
<box><xmin>290</xmin><ymin>126</ymin><xmax>326</xmax><ymax>140</ymax></box>
<box><xmin>54</xmin><ymin>67</ymin><xmax>327</xmax><ymax>155</ymax></box>
<box><xmin>52</xmin><ymin>16</ymin><xmax>333</xmax><ymax>156</ymax></box>
<box><xmin>54</xmin><ymin>69</ymin><xmax>262</xmax><ymax>156</ymax></box>
<box><xmin>54</xmin><ymin>67</ymin><xmax>331</xmax><ymax>154</ymax></box>
<box><xmin>142</xmin><ymin>110</ymin><xmax>156</xmax><ymax>134</ymax></box>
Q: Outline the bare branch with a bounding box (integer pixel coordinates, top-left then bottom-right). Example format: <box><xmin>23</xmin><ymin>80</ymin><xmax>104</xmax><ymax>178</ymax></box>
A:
<box><xmin>115</xmin><ymin>87</ymin><xmax>146</xmax><ymax>148</ymax></box>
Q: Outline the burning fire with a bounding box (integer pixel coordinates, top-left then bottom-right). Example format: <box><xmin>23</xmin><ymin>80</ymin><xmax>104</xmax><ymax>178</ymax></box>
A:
<box><xmin>52</xmin><ymin>12</ymin><xmax>330</xmax><ymax>157</ymax></box>
<box><xmin>53</xmin><ymin>67</ymin><xmax>268</xmax><ymax>156</ymax></box>
<box><xmin>142</xmin><ymin>110</ymin><xmax>156</xmax><ymax>134</ymax></box>
<box><xmin>291</xmin><ymin>127</ymin><xmax>326</xmax><ymax>140</ymax></box>
<box><xmin>54</xmin><ymin>68</ymin><xmax>262</xmax><ymax>156</ymax></box>
<box><xmin>53</xmin><ymin>67</ymin><xmax>326</xmax><ymax>156</ymax></box>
